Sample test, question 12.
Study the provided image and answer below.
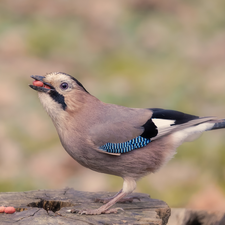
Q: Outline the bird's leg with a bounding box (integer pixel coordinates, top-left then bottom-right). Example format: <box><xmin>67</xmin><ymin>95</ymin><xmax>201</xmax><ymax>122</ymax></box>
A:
<box><xmin>95</xmin><ymin>189</ymin><xmax>140</xmax><ymax>203</ymax></box>
<box><xmin>79</xmin><ymin>191</ymin><xmax>128</xmax><ymax>215</ymax></box>
<box><xmin>69</xmin><ymin>177</ymin><xmax>137</xmax><ymax>215</ymax></box>
<box><xmin>94</xmin><ymin>189</ymin><xmax>122</xmax><ymax>203</ymax></box>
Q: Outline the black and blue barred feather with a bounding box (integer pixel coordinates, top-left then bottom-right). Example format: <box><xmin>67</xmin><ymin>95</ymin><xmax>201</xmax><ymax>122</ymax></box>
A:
<box><xmin>99</xmin><ymin>136</ymin><xmax>151</xmax><ymax>154</ymax></box>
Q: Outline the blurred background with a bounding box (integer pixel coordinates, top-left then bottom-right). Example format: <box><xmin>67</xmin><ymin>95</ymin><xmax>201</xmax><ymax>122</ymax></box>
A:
<box><xmin>0</xmin><ymin>0</ymin><xmax>225</xmax><ymax>211</ymax></box>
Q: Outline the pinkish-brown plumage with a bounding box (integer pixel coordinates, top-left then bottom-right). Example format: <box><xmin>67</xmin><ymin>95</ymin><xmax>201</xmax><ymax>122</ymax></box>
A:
<box><xmin>30</xmin><ymin>72</ymin><xmax>225</xmax><ymax>215</ymax></box>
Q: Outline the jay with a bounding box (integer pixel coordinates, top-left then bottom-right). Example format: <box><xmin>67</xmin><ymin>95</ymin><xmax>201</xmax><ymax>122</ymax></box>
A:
<box><xmin>30</xmin><ymin>72</ymin><xmax>225</xmax><ymax>215</ymax></box>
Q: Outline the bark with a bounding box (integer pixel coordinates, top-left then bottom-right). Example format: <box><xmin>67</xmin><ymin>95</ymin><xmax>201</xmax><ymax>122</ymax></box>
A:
<box><xmin>0</xmin><ymin>188</ymin><xmax>171</xmax><ymax>225</ymax></box>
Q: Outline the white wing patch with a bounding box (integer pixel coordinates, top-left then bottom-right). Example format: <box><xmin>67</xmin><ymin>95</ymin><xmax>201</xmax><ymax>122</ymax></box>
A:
<box><xmin>151</xmin><ymin>118</ymin><xmax>176</xmax><ymax>140</ymax></box>
<box><xmin>152</xmin><ymin>118</ymin><xmax>175</xmax><ymax>128</ymax></box>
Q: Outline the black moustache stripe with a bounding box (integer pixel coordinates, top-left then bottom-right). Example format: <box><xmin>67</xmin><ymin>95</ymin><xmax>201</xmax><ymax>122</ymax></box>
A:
<box><xmin>49</xmin><ymin>90</ymin><xmax>67</xmax><ymax>110</ymax></box>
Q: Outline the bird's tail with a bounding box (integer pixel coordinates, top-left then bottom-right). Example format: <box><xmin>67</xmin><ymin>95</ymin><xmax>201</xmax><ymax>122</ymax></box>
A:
<box><xmin>170</xmin><ymin>117</ymin><xmax>225</xmax><ymax>147</ymax></box>
<box><xmin>209</xmin><ymin>119</ymin><xmax>225</xmax><ymax>131</ymax></box>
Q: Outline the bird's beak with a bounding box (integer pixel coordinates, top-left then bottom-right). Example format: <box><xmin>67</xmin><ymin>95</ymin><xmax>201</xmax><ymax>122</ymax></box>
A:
<box><xmin>29</xmin><ymin>75</ymin><xmax>55</xmax><ymax>93</ymax></box>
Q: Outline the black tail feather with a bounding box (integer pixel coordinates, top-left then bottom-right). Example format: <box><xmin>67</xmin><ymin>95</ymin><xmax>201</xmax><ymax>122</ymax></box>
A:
<box><xmin>211</xmin><ymin>119</ymin><xmax>225</xmax><ymax>130</ymax></box>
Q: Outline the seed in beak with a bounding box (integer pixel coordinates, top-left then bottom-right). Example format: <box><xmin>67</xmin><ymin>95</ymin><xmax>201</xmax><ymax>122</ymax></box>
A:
<box><xmin>33</xmin><ymin>80</ymin><xmax>44</xmax><ymax>87</ymax></box>
<box><xmin>32</xmin><ymin>80</ymin><xmax>51</xmax><ymax>89</ymax></box>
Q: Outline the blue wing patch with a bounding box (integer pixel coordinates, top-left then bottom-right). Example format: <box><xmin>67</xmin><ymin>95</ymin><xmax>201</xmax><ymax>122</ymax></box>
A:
<box><xmin>99</xmin><ymin>136</ymin><xmax>151</xmax><ymax>154</ymax></box>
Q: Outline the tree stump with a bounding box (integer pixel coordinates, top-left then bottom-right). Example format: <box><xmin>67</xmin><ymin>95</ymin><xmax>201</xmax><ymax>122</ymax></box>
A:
<box><xmin>168</xmin><ymin>208</ymin><xmax>225</xmax><ymax>225</ymax></box>
<box><xmin>0</xmin><ymin>188</ymin><xmax>170</xmax><ymax>225</ymax></box>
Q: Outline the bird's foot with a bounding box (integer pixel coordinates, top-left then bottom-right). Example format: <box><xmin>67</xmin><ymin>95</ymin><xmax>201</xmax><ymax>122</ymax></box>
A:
<box><xmin>95</xmin><ymin>196</ymin><xmax>140</xmax><ymax>204</ymax></box>
<box><xmin>67</xmin><ymin>187</ymin><xmax>133</xmax><ymax>215</ymax></box>
<box><xmin>67</xmin><ymin>207</ymin><xmax>123</xmax><ymax>215</ymax></box>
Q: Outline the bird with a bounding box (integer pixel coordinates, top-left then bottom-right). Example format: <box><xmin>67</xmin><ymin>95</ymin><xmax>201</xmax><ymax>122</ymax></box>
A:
<box><xmin>30</xmin><ymin>72</ymin><xmax>225</xmax><ymax>215</ymax></box>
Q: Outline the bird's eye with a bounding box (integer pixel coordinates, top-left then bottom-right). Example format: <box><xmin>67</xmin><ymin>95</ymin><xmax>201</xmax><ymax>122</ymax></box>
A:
<box><xmin>60</xmin><ymin>82</ymin><xmax>69</xmax><ymax>90</ymax></box>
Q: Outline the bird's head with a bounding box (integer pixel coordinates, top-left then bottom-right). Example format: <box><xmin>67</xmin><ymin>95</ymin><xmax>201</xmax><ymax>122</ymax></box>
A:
<box><xmin>30</xmin><ymin>72</ymin><xmax>90</xmax><ymax>123</ymax></box>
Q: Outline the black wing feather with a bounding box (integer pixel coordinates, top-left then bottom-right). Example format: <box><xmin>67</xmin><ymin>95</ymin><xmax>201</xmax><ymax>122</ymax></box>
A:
<box><xmin>141</xmin><ymin>108</ymin><xmax>199</xmax><ymax>139</ymax></box>
<box><xmin>151</xmin><ymin>108</ymin><xmax>199</xmax><ymax>125</ymax></box>
<box><xmin>141</xmin><ymin>119</ymin><xmax>158</xmax><ymax>139</ymax></box>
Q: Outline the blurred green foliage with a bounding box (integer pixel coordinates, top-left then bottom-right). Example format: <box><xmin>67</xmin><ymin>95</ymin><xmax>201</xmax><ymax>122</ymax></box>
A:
<box><xmin>0</xmin><ymin>0</ymin><xmax>225</xmax><ymax>208</ymax></box>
